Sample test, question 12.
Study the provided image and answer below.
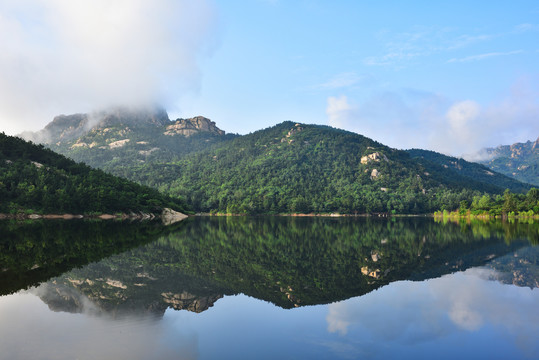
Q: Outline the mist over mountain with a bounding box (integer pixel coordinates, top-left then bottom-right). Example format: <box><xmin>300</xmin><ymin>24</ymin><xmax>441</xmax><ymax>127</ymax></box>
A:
<box><xmin>465</xmin><ymin>137</ymin><xmax>539</xmax><ymax>186</ymax></box>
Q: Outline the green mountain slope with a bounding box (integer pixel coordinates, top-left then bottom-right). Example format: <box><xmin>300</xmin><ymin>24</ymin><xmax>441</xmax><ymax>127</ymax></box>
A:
<box><xmin>473</xmin><ymin>137</ymin><xmax>539</xmax><ymax>186</ymax></box>
<box><xmin>143</xmin><ymin>122</ymin><xmax>530</xmax><ymax>214</ymax></box>
<box><xmin>406</xmin><ymin>148</ymin><xmax>531</xmax><ymax>193</ymax></box>
<box><xmin>26</xmin><ymin>109</ymin><xmax>533</xmax><ymax>214</ymax></box>
<box><xmin>0</xmin><ymin>133</ymin><xmax>188</xmax><ymax>214</ymax></box>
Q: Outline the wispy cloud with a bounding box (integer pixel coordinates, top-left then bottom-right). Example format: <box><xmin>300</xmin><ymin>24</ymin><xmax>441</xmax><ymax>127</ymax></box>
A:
<box><xmin>363</xmin><ymin>28</ymin><xmax>494</xmax><ymax>67</ymax></box>
<box><xmin>313</xmin><ymin>72</ymin><xmax>366</xmax><ymax>90</ymax></box>
<box><xmin>514</xmin><ymin>23</ymin><xmax>539</xmax><ymax>33</ymax></box>
<box><xmin>447</xmin><ymin>50</ymin><xmax>524</xmax><ymax>63</ymax></box>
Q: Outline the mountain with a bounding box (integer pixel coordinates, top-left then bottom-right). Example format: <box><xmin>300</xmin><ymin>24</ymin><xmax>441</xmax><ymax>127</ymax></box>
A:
<box><xmin>469</xmin><ymin>137</ymin><xmax>539</xmax><ymax>186</ymax></box>
<box><xmin>137</xmin><ymin>122</ymin><xmax>531</xmax><ymax>214</ymax></box>
<box><xmin>406</xmin><ymin>148</ymin><xmax>531</xmax><ymax>193</ymax></box>
<box><xmin>0</xmin><ymin>132</ymin><xmax>188</xmax><ymax>215</ymax></box>
<box><xmin>27</xmin><ymin>111</ymin><xmax>533</xmax><ymax>214</ymax></box>
<box><xmin>21</xmin><ymin>107</ymin><xmax>233</xmax><ymax>176</ymax></box>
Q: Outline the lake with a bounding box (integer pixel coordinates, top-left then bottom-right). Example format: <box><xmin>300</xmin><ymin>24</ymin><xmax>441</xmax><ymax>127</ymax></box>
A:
<box><xmin>0</xmin><ymin>216</ymin><xmax>537</xmax><ymax>359</ymax></box>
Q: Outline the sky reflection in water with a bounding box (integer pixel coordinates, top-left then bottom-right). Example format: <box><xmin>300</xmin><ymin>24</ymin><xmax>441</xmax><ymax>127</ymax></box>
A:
<box><xmin>0</xmin><ymin>267</ymin><xmax>536</xmax><ymax>360</ymax></box>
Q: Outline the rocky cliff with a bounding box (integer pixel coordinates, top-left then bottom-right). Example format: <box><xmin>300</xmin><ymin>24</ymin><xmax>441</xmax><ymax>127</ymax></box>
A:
<box><xmin>21</xmin><ymin>107</ymin><xmax>225</xmax><ymax>145</ymax></box>
<box><xmin>475</xmin><ymin>137</ymin><xmax>539</xmax><ymax>186</ymax></box>
<box><xmin>164</xmin><ymin>116</ymin><xmax>224</xmax><ymax>137</ymax></box>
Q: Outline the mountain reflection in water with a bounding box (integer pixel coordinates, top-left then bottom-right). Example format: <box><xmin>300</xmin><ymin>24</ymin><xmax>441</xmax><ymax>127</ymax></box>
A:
<box><xmin>9</xmin><ymin>216</ymin><xmax>535</xmax><ymax>317</ymax></box>
<box><xmin>0</xmin><ymin>216</ymin><xmax>537</xmax><ymax>359</ymax></box>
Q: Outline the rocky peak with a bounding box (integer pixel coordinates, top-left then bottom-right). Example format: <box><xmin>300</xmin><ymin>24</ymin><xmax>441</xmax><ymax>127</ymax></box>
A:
<box><xmin>21</xmin><ymin>107</ymin><xmax>171</xmax><ymax>144</ymax></box>
<box><xmin>164</xmin><ymin>116</ymin><xmax>224</xmax><ymax>137</ymax></box>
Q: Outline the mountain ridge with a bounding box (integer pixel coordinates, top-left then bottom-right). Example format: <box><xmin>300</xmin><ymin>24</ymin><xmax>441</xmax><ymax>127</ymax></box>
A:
<box><xmin>469</xmin><ymin>137</ymin><xmax>539</xmax><ymax>186</ymax></box>
<box><xmin>22</xmin><ymin>110</ymin><xmax>534</xmax><ymax>214</ymax></box>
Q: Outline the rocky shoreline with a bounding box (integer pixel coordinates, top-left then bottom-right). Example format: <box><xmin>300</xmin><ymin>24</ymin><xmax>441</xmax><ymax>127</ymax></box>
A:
<box><xmin>0</xmin><ymin>208</ymin><xmax>188</xmax><ymax>224</ymax></box>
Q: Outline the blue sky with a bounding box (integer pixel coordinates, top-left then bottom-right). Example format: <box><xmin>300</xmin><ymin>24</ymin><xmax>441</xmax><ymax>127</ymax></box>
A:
<box><xmin>1</xmin><ymin>0</ymin><xmax>538</xmax><ymax>155</ymax></box>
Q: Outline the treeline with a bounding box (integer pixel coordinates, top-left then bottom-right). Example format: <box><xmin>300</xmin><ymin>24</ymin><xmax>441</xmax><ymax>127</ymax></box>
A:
<box><xmin>0</xmin><ymin>133</ymin><xmax>188</xmax><ymax>214</ymax></box>
<box><xmin>435</xmin><ymin>188</ymin><xmax>539</xmax><ymax>218</ymax></box>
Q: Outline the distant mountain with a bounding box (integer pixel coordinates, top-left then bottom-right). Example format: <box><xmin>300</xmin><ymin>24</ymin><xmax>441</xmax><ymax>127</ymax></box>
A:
<box><xmin>26</xmin><ymin>111</ymin><xmax>532</xmax><ymax>214</ymax></box>
<box><xmin>469</xmin><ymin>137</ymin><xmax>539</xmax><ymax>186</ymax></box>
<box><xmin>0</xmin><ymin>132</ymin><xmax>188</xmax><ymax>215</ymax></box>
<box><xmin>406</xmin><ymin>148</ymin><xmax>531</xmax><ymax>193</ymax></box>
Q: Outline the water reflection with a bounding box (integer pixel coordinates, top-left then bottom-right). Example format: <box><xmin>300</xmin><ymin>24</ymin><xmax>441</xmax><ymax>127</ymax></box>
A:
<box><xmin>0</xmin><ymin>216</ymin><xmax>538</xmax><ymax>359</ymax></box>
<box><xmin>0</xmin><ymin>219</ymin><xmax>185</xmax><ymax>296</ymax></box>
<box><xmin>324</xmin><ymin>268</ymin><xmax>538</xmax><ymax>359</ymax></box>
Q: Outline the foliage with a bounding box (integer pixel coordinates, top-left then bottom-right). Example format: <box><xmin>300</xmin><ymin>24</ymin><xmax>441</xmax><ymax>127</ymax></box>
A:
<box><xmin>138</xmin><ymin>123</ymin><xmax>527</xmax><ymax>214</ymax></box>
<box><xmin>435</xmin><ymin>187</ymin><xmax>539</xmax><ymax>218</ymax></box>
<box><xmin>406</xmin><ymin>148</ymin><xmax>531</xmax><ymax>192</ymax></box>
<box><xmin>0</xmin><ymin>133</ymin><xmax>188</xmax><ymax>214</ymax></box>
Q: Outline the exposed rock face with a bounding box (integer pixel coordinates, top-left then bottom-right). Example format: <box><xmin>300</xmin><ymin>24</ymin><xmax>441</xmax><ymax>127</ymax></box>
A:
<box><xmin>361</xmin><ymin>152</ymin><xmax>389</xmax><ymax>164</ymax></box>
<box><xmin>161</xmin><ymin>208</ymin><xmax>188</xmax><ymax>225</ymax></box>
<box><xmin>161</xmin><ymin>292</ymin><xmax>223</xmax><ymax>313</ymax></box>
<box><xmin>164</xmin><ymin>116</ymin><xmax>224</xmax><ymax>137</ymax></box>
<box><xmin>475</xmin><ymin>136</ymin><xmax>539</xmax><ymax>186</ymax></box>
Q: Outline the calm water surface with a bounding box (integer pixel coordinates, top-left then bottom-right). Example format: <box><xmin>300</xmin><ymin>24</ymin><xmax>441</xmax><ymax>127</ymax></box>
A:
<box><xmin>0</xmin><ymin>217</ymin><xmax>537</xmax><ymax>359</ymax></box>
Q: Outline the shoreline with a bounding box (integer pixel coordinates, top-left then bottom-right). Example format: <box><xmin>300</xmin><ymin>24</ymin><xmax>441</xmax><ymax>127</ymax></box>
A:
<box><xmin>0</xmin><ymin>208</ymin><xmax>188</xmax><ymax>223</ymax></box>
<box><xmin>195</xmin><ymin>212</ymin><xmax>431</xmax><ymax>217</ymax></box>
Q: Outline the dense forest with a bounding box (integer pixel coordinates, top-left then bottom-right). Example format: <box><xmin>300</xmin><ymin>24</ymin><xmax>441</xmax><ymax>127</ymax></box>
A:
<box><xmin>132</xmin><ymin>122</ymin><xmax>531</xmax><ymax>214</ymax></box>
<box><xmin>0</xmin><ymin>133</ymin><xmax>188</xmax><ymax>214</ymax></box>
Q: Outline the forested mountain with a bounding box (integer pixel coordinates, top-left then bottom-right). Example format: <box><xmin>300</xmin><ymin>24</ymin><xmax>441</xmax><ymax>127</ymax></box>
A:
<box><xmin>26</xmin><ymin>110</ymin><xmax>533</xmax><ymax>214</ymax></box>
<box><xmin>470</xmin><ymin>137</ymin><xmax>539</xmax><ymax>186</ymax></box>
<box><xmin>0</xmin><ymin>133</ymin><xmax>187</xmax><ymax>214</ymax></box>
<box><xmin>406</xmin><ymin>148</ymin><xmax>530</xmax><ymax>193</ymax></box>
<box><xmin>135</xmin><ymin>122</ymin><xmax>530</xmax><ymax>214</ymax></box>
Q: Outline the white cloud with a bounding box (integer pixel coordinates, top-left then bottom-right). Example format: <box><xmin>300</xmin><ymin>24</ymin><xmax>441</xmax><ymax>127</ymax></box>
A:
<box><xmin>325</xmin><ymin>77</ymin><xmax>539</xmax><ymax>155</ymax></box>
<box><xmin>447</xmin><ymin>50</ymin><xmax>524</xmax><ymax>63</ymax></box>
<box><xmin>446</xmin><ymin>100</ymin><xmax>480</xmax><ymax>133</ymax></box>
<box><xmin>0</xmin><ymin>0</ymin><xmax>218</xmax><ymax>135</ymax></box>
<box><xmin>326</xmin><ymin>95</ymin><xmax>357</xmax><ymax>129</ymax></box>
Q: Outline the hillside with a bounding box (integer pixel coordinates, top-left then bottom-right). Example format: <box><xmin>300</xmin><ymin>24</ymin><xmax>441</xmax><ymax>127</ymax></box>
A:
<box><xmin>406</xmin><ymin>148</ymin><xmax>530</xmax><ymax>193</ymax></box>
<box><xmin>472</xmin><ymin>137</ymin><xmax>539</xmax><ymax>186</ymax></box>
<box><xmin>139</xmin><ymin>122</ymin><xmax>530</xmax><ymax>214</ymax></box>
<box><xmin>26</xmin><ymin>110</ymin><xmax>533</xmax><ymax>214</ymax></box>
<box><xmin>0</xmin><ymin>132</ymin><xmax>188</xmax><ymax>215</ymax></box>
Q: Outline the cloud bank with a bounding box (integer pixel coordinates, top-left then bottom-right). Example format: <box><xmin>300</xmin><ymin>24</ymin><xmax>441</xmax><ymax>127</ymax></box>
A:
<box><xmin>0</xmin><ymin>0</ymin><xmax>217</xmax><ymax>134</ymax></box>
<box><xmin>326</xmin><ymin>77</ymin><xmax>539</xmax><ymax>155</ymax></box>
